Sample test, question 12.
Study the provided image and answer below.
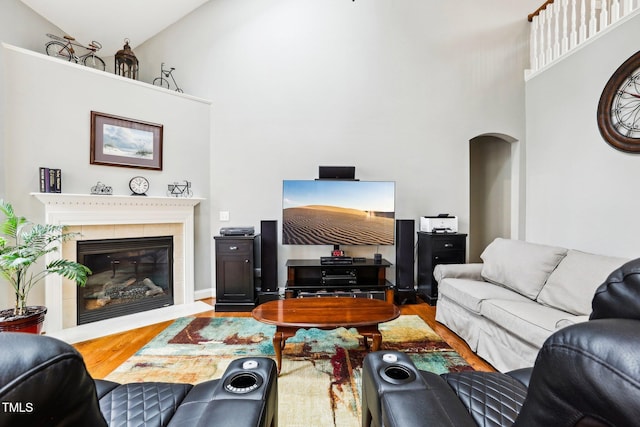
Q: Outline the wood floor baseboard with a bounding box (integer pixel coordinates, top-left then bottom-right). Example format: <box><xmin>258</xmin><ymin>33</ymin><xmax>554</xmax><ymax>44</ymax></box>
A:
<box><xmin>73</xmin><ymin>298</ymin><xmax>495</xmax><ymax>379</ymax></box>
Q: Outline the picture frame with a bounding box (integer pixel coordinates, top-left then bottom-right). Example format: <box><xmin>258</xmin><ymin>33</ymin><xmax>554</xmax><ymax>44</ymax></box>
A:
<box><xmin>90</xmin><ymin>111</ymin><xmax>163</xmax><ymax>170</ymax></box>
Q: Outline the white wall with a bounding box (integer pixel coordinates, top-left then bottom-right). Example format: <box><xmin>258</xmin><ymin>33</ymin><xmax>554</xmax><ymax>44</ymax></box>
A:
<box><xmin>134</xmin><ymin>0</ymin><xmax>537</xmax><ymax>286</ymax></box>
<box><xmin>1</xmin><ymin>44</ymin><xmax>212</xmax><ymax>309</ymax></box>
<box><xmin>525</xmin><ymin>12</ymin><xmax>640</xmax><ymax>258</ymax></box>
<box><xmin>0</xmin><ymin>0</ymin><xmax>63</xmax><ymax>196</ymax></box>
<box><xmin>0</xmin><ymin>0</ymin><xmax>65</xmax><ymax>306</ymax></box>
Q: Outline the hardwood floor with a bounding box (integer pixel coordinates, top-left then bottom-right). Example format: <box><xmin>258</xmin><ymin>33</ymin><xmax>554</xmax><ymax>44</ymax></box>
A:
<box><xmin>73</xmin><ymin>298</ymin><xmax>495</xmax><ymax>379</ymax></box>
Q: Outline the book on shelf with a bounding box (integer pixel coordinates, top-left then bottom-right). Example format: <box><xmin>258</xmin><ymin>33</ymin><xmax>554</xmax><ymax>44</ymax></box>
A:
<box><xmin>54</xmin><ymin>168</ymin><xmax>61</xmax><ymax>193</ymax></box>
<box><xmin>38</xmin><ymin>167</ymin><xmax>61</xmax><ymax>193</ymax></box>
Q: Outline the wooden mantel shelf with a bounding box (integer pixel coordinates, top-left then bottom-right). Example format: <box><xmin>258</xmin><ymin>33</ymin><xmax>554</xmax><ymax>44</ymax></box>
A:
<box><xmin>31</xmin><ymin>192</ymin><xmax>203</xmax><ymax>208</ymax></box>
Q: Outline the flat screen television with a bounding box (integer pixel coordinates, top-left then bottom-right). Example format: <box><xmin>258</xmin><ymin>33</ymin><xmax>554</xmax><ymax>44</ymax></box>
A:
<box><xmin>282</xmin><ymin>180</ymin><xmax>395</xmax><ymax>246</ymax></box>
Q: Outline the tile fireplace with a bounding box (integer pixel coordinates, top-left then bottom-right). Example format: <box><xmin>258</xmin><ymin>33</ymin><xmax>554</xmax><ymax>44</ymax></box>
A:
<box><xmin>32</xmin><ymin>193</ymin><xmax>210</xmax><ymax>343</ymax></box>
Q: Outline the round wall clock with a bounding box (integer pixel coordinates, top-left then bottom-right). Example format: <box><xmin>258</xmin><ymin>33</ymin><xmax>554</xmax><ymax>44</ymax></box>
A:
<box><xmin>129</xmin><ymin>176</ymin><xmax>149</xmax><ymax>196</ymax></box>
<box><xmin>597</xmin><ymin>50</ymin><xmax>640</xmax><ymax>153</ymax></box>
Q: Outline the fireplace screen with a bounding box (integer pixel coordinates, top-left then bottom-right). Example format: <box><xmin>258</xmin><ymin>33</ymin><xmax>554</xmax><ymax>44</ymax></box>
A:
<box><xmin>76</xmin><ymin>236</ymin><xmax>174</xmax><ymax>325</ymax></box>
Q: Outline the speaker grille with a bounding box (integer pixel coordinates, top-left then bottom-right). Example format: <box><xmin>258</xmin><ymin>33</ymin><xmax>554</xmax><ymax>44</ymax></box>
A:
<box><xmin>260</xmin><ymin>220</ymin><xmax>278</xmax><ymax>292</ymax></box>
<box><xmin>395</xmin><ymin>219</ymin><xmax>415</xmax><ymax>289</ymax></box>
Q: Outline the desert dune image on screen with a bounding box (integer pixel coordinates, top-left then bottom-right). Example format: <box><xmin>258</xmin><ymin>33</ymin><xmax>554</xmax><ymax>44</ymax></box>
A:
<box><xmin>282</xmin><ymin>180</ymin><xmax>395</xmax><ymax>245</ymax></box>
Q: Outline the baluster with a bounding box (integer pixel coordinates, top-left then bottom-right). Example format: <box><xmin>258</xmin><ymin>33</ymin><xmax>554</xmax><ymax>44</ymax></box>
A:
<box><xmin>562</xmin><ymin>0</ymin><xmax>570</xmax><ymax>54</ymax></box>
<box><xmin>611</xmin><ymin>0</ymin><xmax>620</xmax><ymax>21</ymax></box>
<box><xmin>579</xmin><ymin>0</ymin><xmax>587</xmax><ymax>43</ymax></box>
<box><xmin>570</xmin><ymin>0</ymin><xmax>579</xmax><ymax>49</ymax></box>
<box><xmin>600</xmin><ymin>0</ymin><xmax>609</xmax><ymax>30</ymax></box>
<box><xmin>546</xmin><ymin>6</ymin><xmax>553</xmax><ymax>64</ymax></box>
<box><xmin>540</xmin><ymin>10</ymin><xmax>547</xmax><ymax>67</ymax></box>
<box><xmin>588</xmin><ymin>0</ymin><xmax>597</xmax><ymax>37</ymax></box>
<box><xmin>552</xmin><ymin>3</ymin><xmax>561</xmax><ymax>59</ymax></box>
<box><xmin>531</xmin><ymin>15</ymin><xmax>540</xmax><ymax>71</ymax></box>
<box><xmin>622</xmin><ymin>0</ymin><xmax>632</xmax><ymax>14</ymax></box>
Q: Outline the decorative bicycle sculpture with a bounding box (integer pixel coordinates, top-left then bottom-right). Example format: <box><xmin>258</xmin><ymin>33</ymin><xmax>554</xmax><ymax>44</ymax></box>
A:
<box><xmin>167</xmin><ymin>181</ymin><xmax>193</xmax><ymax>198</ymax></box>
<box><xmin>45</xmin><ymin>33</ymin><xmax>105</xmax><ymax>71</ymax></box>
<box><xmin>90</xmin><ymin>181</ymin><xmax>113</xmax><ymax>195</ymax></box>
<box><xmin>153</xmin><ymin>62</ymin><xmax>183</xmax><ymax>93</ymax></box>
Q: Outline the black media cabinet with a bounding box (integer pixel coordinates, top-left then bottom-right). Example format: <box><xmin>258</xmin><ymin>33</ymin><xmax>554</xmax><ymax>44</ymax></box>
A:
<box><xmin>214</xmin><ymin>235</ymin><xmax>257</xmax><ymax>311</ymax></box>
<box><xmin>417</xmin><ymin>232</ymin><xmax>467</xmax><ymax>305</ymax></box>
<box><xmin>285</xmin><ymin>259</ymin><xmax>393</xmax><ymax>301</ymax></box>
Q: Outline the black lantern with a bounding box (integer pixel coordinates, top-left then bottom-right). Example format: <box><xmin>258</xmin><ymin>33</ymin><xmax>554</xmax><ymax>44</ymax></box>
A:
<box><xmin>115</xmin><ymin>39</ymin><xmax>139</xmax><ymax>79</ymax></box>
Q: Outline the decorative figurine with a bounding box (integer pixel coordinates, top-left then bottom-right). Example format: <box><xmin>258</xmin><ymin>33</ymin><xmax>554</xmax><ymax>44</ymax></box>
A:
<box><xmin>90</xmin><ymin>181</ymin><xmax>113</xmax><ymax>195</ymax></box>
<box><xmin>115</xmin><ymin>38</ymin><xmax>138</xmax><ymax>80</ymax></box>
<box><xmin>167</xmin><ymin>181</ymin><xmax>193</xmax><ymax>198</ymax></box>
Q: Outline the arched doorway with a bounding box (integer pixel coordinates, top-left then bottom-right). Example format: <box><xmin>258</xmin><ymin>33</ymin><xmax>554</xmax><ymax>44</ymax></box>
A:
<box><xmin>469</xmin><ymin>134</ymin><xmax>522</xmax><ymax>262</ymax></box>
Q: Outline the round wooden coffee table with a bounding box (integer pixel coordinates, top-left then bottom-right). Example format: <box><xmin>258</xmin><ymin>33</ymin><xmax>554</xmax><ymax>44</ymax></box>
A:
<box><xmin>252</xmin><ymin>297</ymin><xmax>400</xmax><ymax>374</ymax></box>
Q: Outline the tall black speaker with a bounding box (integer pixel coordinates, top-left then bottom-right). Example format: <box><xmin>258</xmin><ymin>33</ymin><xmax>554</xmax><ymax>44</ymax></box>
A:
<box><xmin>395</xmin><ymin>219</ymin><xmax>416</xmax><ymax>304</ymax></box>
<box><xmin>259</xmin><ymin>220</ymin><xmax>279</xmax><ymax>301</ymax></box>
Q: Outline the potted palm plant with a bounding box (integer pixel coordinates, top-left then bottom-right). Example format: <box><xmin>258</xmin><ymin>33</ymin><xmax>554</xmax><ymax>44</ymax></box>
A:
<box><xmin>0</xmin><ymin>199</ymin><xmax>91</xmax><ymax>334</ymax></box>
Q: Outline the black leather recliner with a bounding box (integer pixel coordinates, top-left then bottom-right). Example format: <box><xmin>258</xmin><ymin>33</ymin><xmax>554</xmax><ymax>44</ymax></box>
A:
<box><xmin>362</xmin><ymin>257</ymin><xmax>640</xmax><ymax>427</ymax></box>
<box><xmin>0</xmin><ymin>332</ymin><xmax>278</xmax><ymax>427</ymax></box>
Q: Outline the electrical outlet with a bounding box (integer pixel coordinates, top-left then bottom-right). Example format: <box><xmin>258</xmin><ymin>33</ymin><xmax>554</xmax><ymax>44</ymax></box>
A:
<box><xmin>219</xmin><ymin>211</ymin><xmax>230</xmax><ymax>221</ymax></box>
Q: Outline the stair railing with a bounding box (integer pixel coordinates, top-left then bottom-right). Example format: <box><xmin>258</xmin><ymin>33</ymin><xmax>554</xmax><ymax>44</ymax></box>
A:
<box><xmin>527</xmin><ymin>0</ymin><xmax>638</xmax><ymax>77</ymax></box>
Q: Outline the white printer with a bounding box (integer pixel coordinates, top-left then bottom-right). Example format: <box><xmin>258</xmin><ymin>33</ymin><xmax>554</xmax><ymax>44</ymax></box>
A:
<box><xmin>420</xmin><ymin>215</ymin><xmax>458</xmax><ymax>233</ymax></box>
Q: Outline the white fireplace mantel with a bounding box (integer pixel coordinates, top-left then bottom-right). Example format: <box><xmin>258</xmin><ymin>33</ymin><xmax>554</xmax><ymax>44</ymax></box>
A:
<box><xmin>32</xmin><ymin>193</ymin><xmax>211</xmax><ymax>343</ymax></box>
<box><xmin>32</xmin><ymin>192</ymin><xmax>204</xmax><ymax>222</ymax></box>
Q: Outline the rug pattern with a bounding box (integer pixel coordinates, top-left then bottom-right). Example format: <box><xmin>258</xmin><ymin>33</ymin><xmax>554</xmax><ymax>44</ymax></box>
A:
<box><xmin>106</xmin><ymin>315</ymin><xmax>472</xmax><ymax>427</ymax></box>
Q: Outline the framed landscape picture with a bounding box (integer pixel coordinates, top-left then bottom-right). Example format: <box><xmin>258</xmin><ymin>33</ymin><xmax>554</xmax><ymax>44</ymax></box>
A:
<box><xmin>90</xmin><ymin>111</ymin><xmax>163</xmax><ymax>170</ymax></box>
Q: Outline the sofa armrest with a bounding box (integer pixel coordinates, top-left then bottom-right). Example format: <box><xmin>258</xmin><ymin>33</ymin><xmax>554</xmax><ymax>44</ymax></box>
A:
<box><xmin>362</xmin><ymin>351</ymin><xmax>475</xmax><ymax>427</ymax></box>
<box><xmin>167</xmin><ymin>357</ymin><xmax>278</xmax><ymax>427</ymax></box>
<box><xmin>381</xmin><ymin>377</ymin><xmax>477</xmax><ymax>427</ymax></box>
<box><xmin>433</xmin><ymin>263</ymin><xmax>484</xmax><ymax>283</ymax></box>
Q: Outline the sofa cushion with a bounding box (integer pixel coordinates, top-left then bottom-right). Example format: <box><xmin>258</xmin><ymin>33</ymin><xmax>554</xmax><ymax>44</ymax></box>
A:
<box><xmin>438</xmin><ymin>278</ymin><xmax>531</xmax><ymax>314</ymax></box>
<box><xmin>480</xmin><ymin>299</ymin><xmax>574</xmax><ymax>348</ymax></box>
<box><xmin>555</xmin><ymin>315</ymin><xmax>589</xmax><ymax>329</ymax></box>
<box><xmin>537</xmin><ymin>250</ymin><xmax>628</xmax><ymax>316</ymax></box>
<box><xmin>480</xmin><ymin>238</ymin><xmax>567</xmax><ymax>299</ymax></box>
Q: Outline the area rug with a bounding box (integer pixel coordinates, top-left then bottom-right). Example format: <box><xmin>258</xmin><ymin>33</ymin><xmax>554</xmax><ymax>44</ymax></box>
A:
<box><xmin>106</xmin><ymin>315</ymin><xmax>472</xmax><ymax>427</ymax></box>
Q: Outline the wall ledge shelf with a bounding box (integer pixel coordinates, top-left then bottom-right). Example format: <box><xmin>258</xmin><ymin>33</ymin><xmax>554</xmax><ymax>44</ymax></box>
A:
<box><xmin>2</xmin><ymin>42</ymin><xmax>211</xmax><ymax>104</ymax></box>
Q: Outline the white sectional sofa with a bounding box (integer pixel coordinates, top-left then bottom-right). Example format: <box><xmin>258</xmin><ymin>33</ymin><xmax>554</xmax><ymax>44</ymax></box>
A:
<box><xmin>434</xmin><ymin>238</ymin><xmax>629</xmax><ymax>372</ymax></box>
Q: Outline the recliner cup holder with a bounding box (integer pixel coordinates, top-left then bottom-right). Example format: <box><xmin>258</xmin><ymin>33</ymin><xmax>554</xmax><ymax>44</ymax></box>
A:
<box><xmin>224</xmin><ymin>372</ymin><xmax>263</xmax><ymax>394</ymax></box>
<box><xmin>380</xmin><ymin>365</ymin><xmax>416</xmax><ymax>384</ymax></box>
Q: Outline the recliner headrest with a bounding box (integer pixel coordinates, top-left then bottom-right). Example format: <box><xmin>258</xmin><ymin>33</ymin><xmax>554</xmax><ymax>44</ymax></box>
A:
<box><xmin>0</xmin><ymin>332</ymin><xmax>107</xmax><ymax>426</ymax></box>
<box><xmin>590</xmin><ymin>257</ymin><xmax>640</xmax><ymax>320</ymax></box>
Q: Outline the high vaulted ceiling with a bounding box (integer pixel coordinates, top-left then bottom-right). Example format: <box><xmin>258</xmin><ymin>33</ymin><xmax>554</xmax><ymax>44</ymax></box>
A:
<box><xmin>20</xmin><ymin>0</ymin><xmax>210</xmax><ymax>55</ymax></box>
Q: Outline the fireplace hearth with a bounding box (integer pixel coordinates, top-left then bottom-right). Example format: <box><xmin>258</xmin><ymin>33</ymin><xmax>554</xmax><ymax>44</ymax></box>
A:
<box><xmin>77</xmin><ymin>236</ymin><xmax>174</xmax><ymax>325</ymax></box>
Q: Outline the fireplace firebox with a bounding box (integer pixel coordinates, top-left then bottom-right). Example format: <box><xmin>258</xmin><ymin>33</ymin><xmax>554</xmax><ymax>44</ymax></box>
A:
<box><xmin>76</xmin><ymin>236</ymin><xmax>174</xmax><ymax>325</ymax></box>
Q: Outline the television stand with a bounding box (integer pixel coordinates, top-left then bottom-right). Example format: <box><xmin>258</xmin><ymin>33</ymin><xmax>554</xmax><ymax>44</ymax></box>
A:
<box><xmin>285</xmin><ymin>258</ymin><xmax>393</xmax><ymax>301</ymax></box>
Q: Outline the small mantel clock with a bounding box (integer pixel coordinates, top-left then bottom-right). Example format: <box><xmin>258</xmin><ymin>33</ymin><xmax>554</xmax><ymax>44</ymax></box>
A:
<box><xmin>129</xmin><ymin>176</ymin><xmax>149</xmax><ymax>196</ymax></box>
